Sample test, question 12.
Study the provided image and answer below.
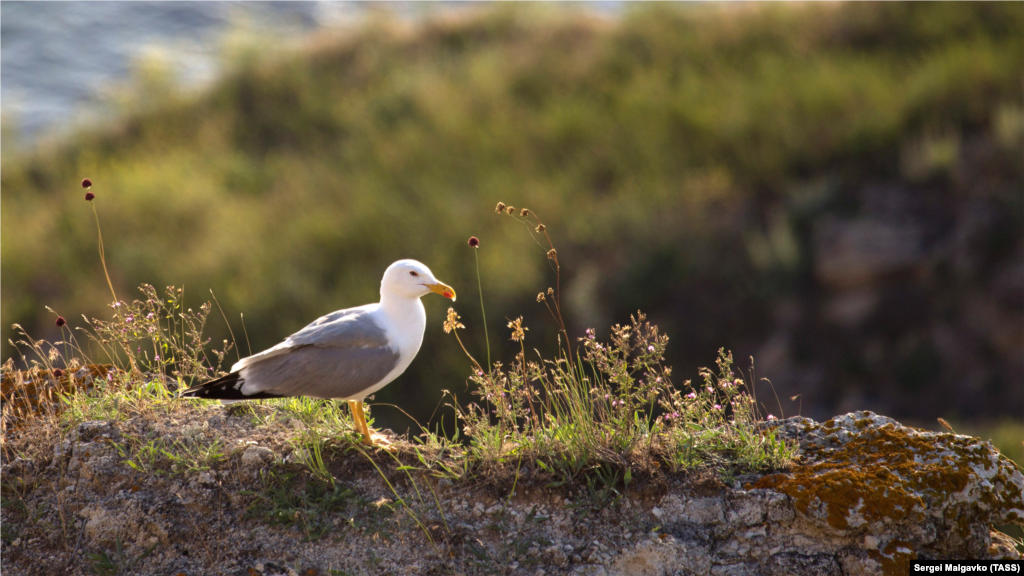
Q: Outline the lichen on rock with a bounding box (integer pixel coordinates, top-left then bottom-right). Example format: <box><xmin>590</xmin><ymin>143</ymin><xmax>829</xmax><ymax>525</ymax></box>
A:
<box><xmin>748</xmin><ymin>411</ymin><xmax>1024</xmax><ymax>573</ymax></box>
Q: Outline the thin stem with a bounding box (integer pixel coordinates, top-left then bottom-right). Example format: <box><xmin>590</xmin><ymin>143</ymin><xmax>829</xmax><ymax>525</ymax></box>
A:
<box><xmin>91</xmin><ymin>202</ymin><xmax>118</xmax><ymax>304</ymax></box>
<box><xmin>451</xmin><ymin>331</ymin><xmax>484</xmax><ymax>375</ymax></box>
<box><xmin>90</xmin><ymin>200</ymin><xmax>138</xmax><ymax>374</ymax></box>
<box><xmin>473</xmin><ymin>248</ymin><xmax>491</xmax><ymax>370</ymax></box>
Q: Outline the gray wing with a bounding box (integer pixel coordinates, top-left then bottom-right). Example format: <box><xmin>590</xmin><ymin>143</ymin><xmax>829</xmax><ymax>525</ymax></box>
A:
<box><xmin>235</xmin><ymin>305</ymin><xmax>401</xmax><ymax>400</ymax></box>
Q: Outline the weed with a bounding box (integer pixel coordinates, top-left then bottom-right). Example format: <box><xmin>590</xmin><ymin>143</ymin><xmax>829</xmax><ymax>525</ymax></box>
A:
<box><xmin>85</xmin><ymin>535</ymin><xmax>157</xmax><ymax>576</ymax></box>
<box><xmin>242</xmin><ymin>470</ymin><xmax>363</xmax><ymax>542</ymax></box>
<box><xmin>114</xmin><ymin>431</ymin><xmax>225</xmax><ymax>477</ymax></box>
<box><xmin>441</xmin><ymin>206</ymin><xmax>793</xmax><ymax>496</ymax></box>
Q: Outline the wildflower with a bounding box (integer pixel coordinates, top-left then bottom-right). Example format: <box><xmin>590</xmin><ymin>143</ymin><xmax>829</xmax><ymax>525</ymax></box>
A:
<box><xmin>767</xmin><ymin>414</ymin><xmax>777</xmax><ymax>421</ymax></box>
<box><xmin>85</xmin><ymin>191</ymin><xmax>95</xmax><ymax>201</ymax></box>
<box><xmin>672</xmin><ymin>412</ymin><xmax>680</xmax><ymax>419</ymax></box>
<box><xmin>734</xmin><ymin>378</ymin><xmax>743</xmax><ymax>387</ymax></box>
<box><xmin>586</xmin><ymin>328</ymin><xmax>595</xmax><ymax>339</ymax></box>
<box><xmin>686</xmin><ymin>392</ymin><xmax>696</xmax><ymax>399</ymax></box>
<box><xmin>707</xmin><ymin>387</ymin><xmax>713</xmax><ymax>393</ymax></box>
<box><xmin>442</xmin><ymin>308</ymin><xmax>465</xmax><ymax>334</ymax></box>
<box><xmin>146</xmin><ymin>312</ymin><xmax>154</xmax><ymax>319</ymax></box>
<box><xmin>536</xmin><ymin>224</ymin><xmax>546</xmax><ymax>232</ymax></box>
<box><xmin>53</xmin><ymin>368</ymin><xmax>64</xmax><ymax>378</ymax></box>
<box><xmin>546</xmin><ymin>248</ymin><xmax>557</xmax><ymax>260</ymax></box>
<box><xmin>468</xmin><ymin>236</ymin><xmax>480</xmax><ymax>248</ymax></box>
<box><xmin>106</xmin><ymin>372</ymin><xmax>113</xmax><ymax>382</ymax></box>
<box><xmin>81</xmin><ymin>178</ymin><xmax>92</xmax><ymax>189</ymax></box>
<box><xmin>507</xmin><ymin>317</ymin><xmax>528</xmax><ymax>342</ymax></box>
<box><xmin>713</xmin><ymin>404</ymin><xmax>722</xmax><ymax>410</ymax></box>
<box><xmin>495</xmin><ymin>202</ymin><xmax>506</xmax><ymax>213</ymax></box>
<box><xmin>536</xmin><ymin>292</ymin><xmax>546</xmax><ymax>302</ymax></box>
<box><xmin>655</xmin><ymin>377</ymin><xmax>662</xmax><ymax>383</ymax></box>
<box><xmin>55</xmin><ymin>316</ymin><xmax>66</xmax><ymax>327</ymax></box>
<box><xmin>520</xmin><ymin>208</ymin><xmax>529</xmax><ymax>217</ymax></box>
<box><xmin>125</xmin><ymin>315</ymin><xmax>134</xmax><ymax>323</ymax></box>
<box><xmin>113</xmin><ymin>302</ymin><xmax>122</xmax><ymax>308</ymax></box>
<box><xmin>647</xmin><ymin>345</ymin><xmax>655</xmax><ymax>352</ymax></box>
<box><xmin>154</xmin><ymin>355</ymin><xmax>160</xmax><ymax>361</ymax></box>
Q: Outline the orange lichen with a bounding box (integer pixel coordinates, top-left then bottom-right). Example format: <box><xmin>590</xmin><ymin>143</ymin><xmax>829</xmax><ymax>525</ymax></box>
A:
<box><xmin>868</xmin><ymin>540</ymin><xmax>917</xmax><ymax>575</ymax></box>
<box><xmin>747</xmin><ymin>419</ymin><xmax>1022</xmax><ymax>575</ymax></box>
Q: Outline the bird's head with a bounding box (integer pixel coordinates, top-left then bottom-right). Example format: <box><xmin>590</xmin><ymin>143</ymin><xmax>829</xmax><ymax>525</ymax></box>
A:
<box><xmin>381</xmin><ymin>259</ymin><xmax>456</xmax><ymax>302</ymax></box>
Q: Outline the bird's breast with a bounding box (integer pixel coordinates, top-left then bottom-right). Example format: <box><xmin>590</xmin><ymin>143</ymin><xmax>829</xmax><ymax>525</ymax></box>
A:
<box><xmin>377</xmin><ymin>301</ymin><xmax>427</xmax><ymax>361</ymax></box>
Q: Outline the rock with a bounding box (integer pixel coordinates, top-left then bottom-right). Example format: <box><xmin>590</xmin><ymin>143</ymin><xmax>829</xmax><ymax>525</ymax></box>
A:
<box><xmin>241</xmin><ymin>445</ymin><xmax>276</xmax><ymax>468</ymax></box>
<box><xmin>571</xmin><ymin>565</ymin><xmax>608</xmax><ymax>576</ymax></box>
<box><xmin>74</xmin><ymin>420</ymin><xmax>119</xmax><ymax>443</ymax></box>
<box><xmin>607</xmin><ymin>537</ymin><xmax>683</xmax><ymax>576</ymax></box>
<box><xmin>5</xmin><ymin>410</ymin><xmax>1020</xmax><ymax>576</ymax></box>
<box><xmin>750</xmin><ymin>411</ymin><xmax>1024</xmax><ymax>568</ymax></box>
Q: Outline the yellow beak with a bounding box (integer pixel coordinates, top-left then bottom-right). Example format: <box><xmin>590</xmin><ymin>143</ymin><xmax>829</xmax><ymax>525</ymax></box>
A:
<box><xmin>426</xmin><ymin>281</ymin><xmax>457</xmax><ymax>301</ymax></box>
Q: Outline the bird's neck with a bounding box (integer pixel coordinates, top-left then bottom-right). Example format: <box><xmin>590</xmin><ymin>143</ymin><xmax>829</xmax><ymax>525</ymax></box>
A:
<box><xmin>377</xmin><ymin>292</ymin><xmax>426</xmax><ymax>321</ymax></box>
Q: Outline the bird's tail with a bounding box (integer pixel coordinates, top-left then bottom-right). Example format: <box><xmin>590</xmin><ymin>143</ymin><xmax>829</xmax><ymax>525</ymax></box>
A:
<box><xmin>179</xmin><ymin>372</ymin><xmax>284</xmax><ymax>401</ymax></box>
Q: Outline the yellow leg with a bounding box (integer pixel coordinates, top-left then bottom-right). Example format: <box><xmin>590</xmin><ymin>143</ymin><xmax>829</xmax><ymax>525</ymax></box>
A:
<box><xmin>349</xmin><ymin>400</ymin><xmax>372</xmax><ymax>445</ymax></box>
<box><xmin>349</xmin><ymin>400</ymin><xmax>395</xmax><ymax>451</ymax></box>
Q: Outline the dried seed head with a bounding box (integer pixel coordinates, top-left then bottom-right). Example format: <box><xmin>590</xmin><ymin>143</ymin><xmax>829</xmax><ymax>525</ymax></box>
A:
<box><xmin>507</xmin><ymin>316</ymin><xmax>528</xmax><ymax>342</ymax></box>
<box><xmin>85</xmin><ymin>192</ymin><xmax>95</xmax><ymax>201</ymax></box>
<box><xmin>468</xmin><ymin>236</ymin><xmax>480</xmax><ymax>248</ymax></box>
<box><xmin>443</xmin><ymin>307</ymin><xmax>465</xmax><ymax>334</ymax></box>
<box><xmin>81</xmin><ymin>178</ymin><xmax>92</xmax><ymax>188</ymax></box>
<box><xmin>506</xmin><ymin>206</ymin><xmax>515</xmax><ymax>215</ymax></box>
<box><xmin>495</xmin><ymin>202</ymin><xmax>506</xmax><ymax>213</ymax></box>
<box><xmin>536</xmin><ymin>292</ymin><xmax>546</xmax><ymax>302</ymax></box>
<box><xmin>547</xmin><ymin>287</ymin><xmax>554</xmax><ymax>296</ymax></box>
<box><xmin>55</xmin><ymin>316</ymin><xmax>66</xmax><ymax>327</ymax></box>
<box><xmin>520</xmin><ymin>208</ymin><xmax>529</xmax><ymax>217</ymax></box>
<box><xmin>536</xmin><ymin>224</ymin><xmax>546</xmax><ymax>232</ymax></box>
<box><xmin>546</xmin><ymin>248</ymin><xmax>557</xmax><ymax>260</ymax></box>
<box><xmin>53</xmin><ymin>368</ymin><xmax>64</xmax><ymax>378</ymax></box>
<box><xmin>937</xmin><ymin>417</ymin><xmax>954</xmax><ymax>432</ymax></box>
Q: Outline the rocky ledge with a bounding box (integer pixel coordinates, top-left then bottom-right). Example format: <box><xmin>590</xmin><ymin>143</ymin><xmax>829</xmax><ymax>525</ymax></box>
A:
<box><xmin>2</xmin><ymin>410</ymin><xmax>1021</xmax><ymax>576</ymax></box>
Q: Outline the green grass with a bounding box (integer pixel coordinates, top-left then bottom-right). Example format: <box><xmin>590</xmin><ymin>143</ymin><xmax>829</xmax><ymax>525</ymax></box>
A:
<box><xmin>112</xmin><ymin>430</ymin><xmax>226</xmax><ymax>477</ymax></box>
<box><xmin>85</xmin><ymin>535</ymin><xmax>157</xmax><ymax>576</ymax></box>
<box><xmin>242</xmin><ymin>470</ymin><xmax>366</xmax><ymax>542</ymax></box>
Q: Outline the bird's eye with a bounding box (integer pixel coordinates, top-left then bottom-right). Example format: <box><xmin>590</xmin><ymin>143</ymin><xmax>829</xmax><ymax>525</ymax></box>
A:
<box><xmin>409</xmin><ymin>271</ymin><xmax>419</xmax><ymax>277</ymax></box>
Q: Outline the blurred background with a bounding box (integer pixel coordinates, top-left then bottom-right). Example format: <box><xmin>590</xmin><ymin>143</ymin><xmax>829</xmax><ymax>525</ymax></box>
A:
<box><xmin>2</xmin><ymin>2</ymin><xmax>1021</xmax><ymax>458</ymax></box>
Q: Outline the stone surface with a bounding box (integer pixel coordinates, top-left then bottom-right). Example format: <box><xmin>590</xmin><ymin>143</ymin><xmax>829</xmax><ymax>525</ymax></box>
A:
<box><xmin>1</xmin><ymin>409</ymin><xmax>1020</xmax><ymax>576</ymax></box>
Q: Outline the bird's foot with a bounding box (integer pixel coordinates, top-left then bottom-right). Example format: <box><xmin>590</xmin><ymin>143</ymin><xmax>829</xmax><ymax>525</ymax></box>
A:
<box><xmin>362</xmin><ymin>431</ymin><xmax>398</xmax><ymax>453</ymax></box>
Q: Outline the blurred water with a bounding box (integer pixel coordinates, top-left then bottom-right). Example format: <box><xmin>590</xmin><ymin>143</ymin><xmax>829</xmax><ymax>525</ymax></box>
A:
<box><xmin>0</xmin><ymin>2</ymin><xmax>460</xmax><ymax>144</ymax></box>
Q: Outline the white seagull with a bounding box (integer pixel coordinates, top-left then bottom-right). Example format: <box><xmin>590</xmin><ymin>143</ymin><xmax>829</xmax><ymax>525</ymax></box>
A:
<box><xmin>181</xmin><ymin>259</ymin><xmax>456</xmax><ymax>448</ymax></box>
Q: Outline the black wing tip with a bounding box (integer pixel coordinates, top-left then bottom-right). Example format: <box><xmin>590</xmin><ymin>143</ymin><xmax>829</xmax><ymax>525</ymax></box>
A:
<box><xmin>179</xmin><ymin>372</ymin><xmax>284</xmax><ymax>401</ymax></box>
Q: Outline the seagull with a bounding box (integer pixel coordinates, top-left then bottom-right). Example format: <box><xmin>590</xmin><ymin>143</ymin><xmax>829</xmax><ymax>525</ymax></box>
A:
<box><xmin>180</xmin><ymin>259</ymin><xmax>456</xmax><ymax>448</ymax></box>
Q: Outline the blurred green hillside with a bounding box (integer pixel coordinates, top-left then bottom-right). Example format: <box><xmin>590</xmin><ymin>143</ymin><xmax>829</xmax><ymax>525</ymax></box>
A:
<box><xmin>3</xmin><ymin>3</ymin><xmax>1022</xmax><ymax>432</ymax></box>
